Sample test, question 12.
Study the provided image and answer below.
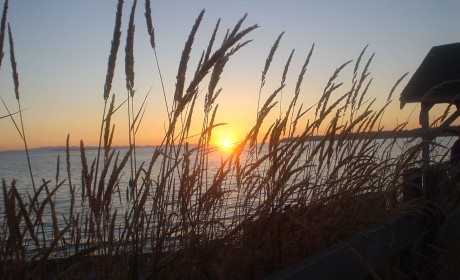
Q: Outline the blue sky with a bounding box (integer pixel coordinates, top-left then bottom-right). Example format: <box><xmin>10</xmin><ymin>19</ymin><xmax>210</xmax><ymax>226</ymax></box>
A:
<box><xmin>0</xmin><ymin>0</ymin><xmax>459</xmax><ymax>150</ymax></box>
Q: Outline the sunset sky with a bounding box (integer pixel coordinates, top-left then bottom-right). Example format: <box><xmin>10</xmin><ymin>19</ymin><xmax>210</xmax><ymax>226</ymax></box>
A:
<box><xmin>0</xmin><ymin>0</ymin><xmax>459</xmax><ymax>151</ymax></box>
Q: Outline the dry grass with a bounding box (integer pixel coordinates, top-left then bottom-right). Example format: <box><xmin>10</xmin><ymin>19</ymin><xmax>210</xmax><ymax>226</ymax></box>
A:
<box><xmin>1</xmin><ymin>1</ymin><xmax>459</xmax><ymax>279</ymax></box>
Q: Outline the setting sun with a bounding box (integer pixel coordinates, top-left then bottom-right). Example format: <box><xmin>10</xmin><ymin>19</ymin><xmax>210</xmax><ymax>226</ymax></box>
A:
<box><xmin>222</xmin><ymin>140</ymin><xmax>231</xmax><ymax>148</ymax></box>
<box><xmin>213</xmin><ymin>127</ymin><xmax>238</xmax><ymax>152</ymax></box>
<box><xmin>219</xmin><ymin>139</ymin><xmax>234</xmax><ymax>152</ymax></box>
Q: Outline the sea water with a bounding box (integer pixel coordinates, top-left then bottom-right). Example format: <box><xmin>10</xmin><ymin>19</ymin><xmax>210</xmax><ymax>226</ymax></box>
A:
<box><xmin>0</xmin><ymin>137</ymin><xmax>455</xmax><ymax>255</ymax></box>
<box><xmin>0</xmin><ymin>137</ymin><xmax>455</xmax><ymax>209</ymax></box>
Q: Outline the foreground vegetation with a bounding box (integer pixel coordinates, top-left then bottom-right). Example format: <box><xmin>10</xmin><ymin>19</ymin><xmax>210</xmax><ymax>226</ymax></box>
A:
<box><xmin>1</xmin><ymin>0</ymin><xmax>460</xmax><ymax>279</ymax></box>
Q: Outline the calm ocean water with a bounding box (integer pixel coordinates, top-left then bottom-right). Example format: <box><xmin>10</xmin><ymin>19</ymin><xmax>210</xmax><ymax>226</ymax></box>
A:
<box><xmin>0</xmin><ymin>146</ymin><xmax>154</xmax><ymax>188</ymax></box>
<box><xmin>0</xmin><ymin>137</ymin><xmax>455</xmax><ymax>199</ymax></box>
<box><xmin>0</xmin><ymin>137</ymin><xmax>455</xmax><ymax>251</ymax></box>
<box><xmin>0</xmin><ymin>146</ymin><xmax>242</xmax><ymax>229</ymax></box>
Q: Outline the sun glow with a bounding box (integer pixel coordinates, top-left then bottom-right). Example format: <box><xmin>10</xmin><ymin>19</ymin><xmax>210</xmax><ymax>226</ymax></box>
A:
<box><xmin>218</xmin><ymin>138</ymin><xmax>235</xmax><ymax>152</ymax></box>
<box><xmin>222</xmin><ymin>140</ymin><xmax>232</xmax><ymax>148</ymax></box>
<box><xmin>213</xmin><ymin>128</ymin><xmax>238</xmax><ymax>152</ymax></box>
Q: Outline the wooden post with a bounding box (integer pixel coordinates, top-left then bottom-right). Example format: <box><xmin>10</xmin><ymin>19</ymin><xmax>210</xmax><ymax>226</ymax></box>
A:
<box><xmin>420</xmin><ymin>102</ymin><xmax>433</xmax><ymax>168</ymax></box>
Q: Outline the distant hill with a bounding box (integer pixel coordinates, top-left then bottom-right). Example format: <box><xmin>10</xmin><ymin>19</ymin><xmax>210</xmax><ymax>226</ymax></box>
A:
<box><xmin>281</xmin><ymin>127</ymin><xmax>458</xmax><ymax>142</ymax></box>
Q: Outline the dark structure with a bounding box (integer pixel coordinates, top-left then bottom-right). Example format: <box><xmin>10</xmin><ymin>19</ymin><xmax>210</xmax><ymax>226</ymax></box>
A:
<box><xmin>400</xmin><ymin>42</ymin><xmax>460</xmax><ymax>164</ymax></box>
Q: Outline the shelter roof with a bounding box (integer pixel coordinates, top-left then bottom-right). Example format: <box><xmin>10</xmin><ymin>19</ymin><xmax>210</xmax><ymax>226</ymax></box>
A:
<box><xmin>400</xmin><ymin>42</ymin><xmax>460</xmax><ymax>108</ymax></box>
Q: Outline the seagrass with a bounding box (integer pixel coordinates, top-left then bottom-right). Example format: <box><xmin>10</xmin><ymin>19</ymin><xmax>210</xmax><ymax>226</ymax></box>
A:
<box><xmin>1</xmin><ymin>1</ymin><xmax>459</xmax><ymax>279</ymax></box>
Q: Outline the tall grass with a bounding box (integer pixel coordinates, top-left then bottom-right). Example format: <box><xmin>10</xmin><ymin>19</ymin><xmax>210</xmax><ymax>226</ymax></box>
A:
<box><xmin>1</xmin><ymin>1</ymin><xmax>459</xmax><ymax>279</ymax></box>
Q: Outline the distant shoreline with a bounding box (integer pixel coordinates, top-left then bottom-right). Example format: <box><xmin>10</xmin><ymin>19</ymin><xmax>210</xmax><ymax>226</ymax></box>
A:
<box><xmin>1</xmin><ymin>128</ymin><xmax>457</xmax><ymax>153</ymax></box>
